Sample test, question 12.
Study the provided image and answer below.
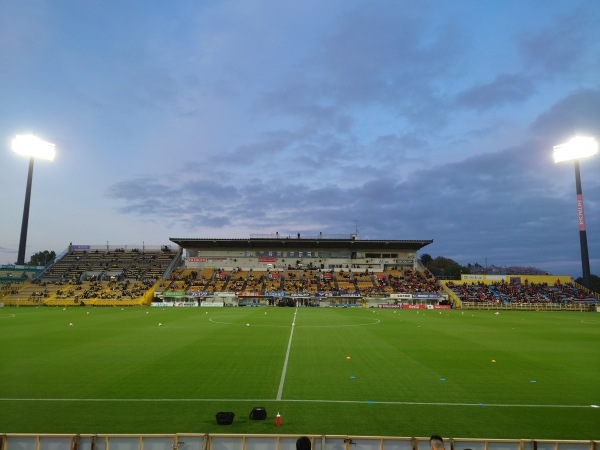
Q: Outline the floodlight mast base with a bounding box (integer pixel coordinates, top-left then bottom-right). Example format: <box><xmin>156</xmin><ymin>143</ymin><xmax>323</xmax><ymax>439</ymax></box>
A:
<box><xmin>574</xmin><ymin>160</ymin><xmax>591</xmax><ymax>290</ymax></box>
<box><xmin>17</xmin><ymin>157</ymin><xmax>34</xmax><ymax>266</ymax></box>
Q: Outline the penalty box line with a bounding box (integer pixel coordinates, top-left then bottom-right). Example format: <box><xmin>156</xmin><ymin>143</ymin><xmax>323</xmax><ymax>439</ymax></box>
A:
<box><xmin>0</xmin><ymin>398</ymin><xmax>596</xmax><ymax>409</ymax></box>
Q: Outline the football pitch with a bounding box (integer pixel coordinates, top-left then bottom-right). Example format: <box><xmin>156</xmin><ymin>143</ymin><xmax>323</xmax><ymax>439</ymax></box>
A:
<box><xmin>0</xmin><ymin>306</ymin><xmax>598</xmax><ymax>440</ymax></box>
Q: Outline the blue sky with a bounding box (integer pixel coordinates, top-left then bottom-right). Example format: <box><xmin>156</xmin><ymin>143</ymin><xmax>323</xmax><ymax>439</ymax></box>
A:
<box><xmin>1</xmin><ymin>0</ymin><xmax>599</xmax><ymax>277</ymax></box>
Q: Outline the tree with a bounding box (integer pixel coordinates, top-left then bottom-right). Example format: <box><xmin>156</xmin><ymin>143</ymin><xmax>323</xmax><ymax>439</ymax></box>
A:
<box><xmin>426</xmin><ymin>256</ymin><xmax>465</xmax><ymax>279</ymax></box>
<box><xmin>27</xmin><ymin>250</ymin><xmax>56</xmax><ymax>267</ymax></box>
<box><xmin>420</xmin><ymin>253</ymin><xmax>433</xmax><ymax>265</ymax></box>
<box><xmin>421</xmin><ymin>255</ymin><xmax>468</xmax><ymax>279</ymax></box>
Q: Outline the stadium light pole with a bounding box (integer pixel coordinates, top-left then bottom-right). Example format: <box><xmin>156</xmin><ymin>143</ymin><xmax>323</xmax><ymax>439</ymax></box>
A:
<box><xmin>11</xmin><ymin>134</ymin><xmax>56</xmax><ymax>266</ymax></box>
<box><xmin>553</xmin><ymin>136</ymin><xmax>598</xmax><ymax>289</ymax></box>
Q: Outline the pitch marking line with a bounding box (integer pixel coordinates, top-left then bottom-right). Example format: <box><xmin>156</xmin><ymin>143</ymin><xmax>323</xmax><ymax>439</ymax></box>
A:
<box><xmin>0</xmin><ymin>398</ymin><xmax>596</xmax><ymax>409</ymax></box>
<box><xmin>276</xmin><ymin>307</ymin><xmax>297</xmax><ymax>400</ymax></box>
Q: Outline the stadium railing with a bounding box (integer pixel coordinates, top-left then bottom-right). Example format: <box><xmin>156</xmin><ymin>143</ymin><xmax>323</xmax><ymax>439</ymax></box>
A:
<box><xmin>0</xmin><ymin>433</ymin><xmax>597</xmax><ymax>450</ymax></box>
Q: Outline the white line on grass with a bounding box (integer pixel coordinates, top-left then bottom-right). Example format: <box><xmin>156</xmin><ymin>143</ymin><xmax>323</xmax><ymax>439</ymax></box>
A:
<box><xmin>276</xmin><ymin>307</ymin><xmax>297</xmax><ymax>400</ymax></box>
<box><xmin>0</xmin><ymin>398</ymin><xmax>595</xmax><ymax>409</ymax></box>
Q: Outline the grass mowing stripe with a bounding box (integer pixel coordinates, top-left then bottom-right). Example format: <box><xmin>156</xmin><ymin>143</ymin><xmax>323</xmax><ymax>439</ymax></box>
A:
<box><xmin>276</xmin><ymin>307</ymin><xmax>298</xmax><ymax>400</ymax></box>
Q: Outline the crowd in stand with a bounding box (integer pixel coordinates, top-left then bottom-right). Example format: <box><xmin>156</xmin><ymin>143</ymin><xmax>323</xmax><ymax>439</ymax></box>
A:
<box><xmin>162</xmin><ymin>266</ymin><xmax>441</xmax><ymax>297</ymax></box>
<box><xmin>446</xmin><ymin>279</ymin><xmax>595</xmax><ymax>304</ymax></box>
<box><xmin>0</xmin><ymin>248</ymin><xmax>177</xmax><ymax>304</ymax></box>
<box><xmin>3</xmin><ymin>248</ymin><xmax>596</xmax><ymax>305</ymax></box>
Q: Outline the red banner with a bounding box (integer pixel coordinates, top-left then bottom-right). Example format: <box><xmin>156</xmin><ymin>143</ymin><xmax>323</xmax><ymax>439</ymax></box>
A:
<box><xmin>402</xmin><ymin>304</ymin><xmax>426</xmax><ymax>309</ymax></box>
<box><xmin>577</xmin><ymin>194</ymin><xmax>586</xmax><ymax>231</ymax></box>
<box><xmin>259</xmin><ymin>258</ymin><xmax>277</xmax><ymax>262</ymax></box>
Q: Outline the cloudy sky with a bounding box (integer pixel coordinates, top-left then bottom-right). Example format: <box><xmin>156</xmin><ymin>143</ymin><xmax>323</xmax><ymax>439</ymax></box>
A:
<box><xmin>1</xmin><ymin>0</ymin><xmax>599</xmax><ymax>277</ymax></box>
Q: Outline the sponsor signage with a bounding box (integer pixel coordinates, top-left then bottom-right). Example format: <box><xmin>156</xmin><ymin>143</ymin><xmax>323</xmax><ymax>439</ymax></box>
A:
<box><xmin>402</xmin><ymin>304</ymin><xmax>426</xmax><ymax>309</ymax></box>
<box><xmin>314</xmin><ymin>292</ymin><xmax>361</xmax><ymax>298</ymax></box>
<box><xmin>426</xmin><ymin>305</ymin><xmax>451</xmax><ymax>310</ymax></box>
<box><xmin>151</xmin><ymin>302</ymin><xmax>173</xmax><ymax>307</ymax></box>
<box><xmin>391</xmin><ymin>293</ymin><xmax>412</xmax><ymax>299</ymax></box>
<box><xmin>238</xmin><ymin>292</ymin><xmax>262</xmax><ymax>297</ymax></box>
<box><xmin>462</xmin><ymin>275</ymin><xmax>483</xmax><ymax>280</ymax></box>
<box><xmin>486</xmin><ymin>275</ymin><xmax>506</xmax><ymax>281</ymax></box>
<box><xmin>162</xmin><ymin>292</ymin><xmax>186</xmax><ymax>297</ymax></box>
<box><xmin>187</xmin><ymin>291</ymin><xmax>211</xmax><ymax>297</ymax></box>
<box><xmin>413</xmin><ymin>293</ymin><xmax>441</xmax><ymax>299</ymax></box>
<box><xmin>378</xmin><ymin>304</ymin><xmax>402</xmax><ymax>308</ymax></box>
<box><xmin>259</xmin><ymin>258</ymin><xmax>277</xmax><ymax>262</ymax></box>
<box><xmin>187</xmin><ymin>257</ymin><xmax>206</xmax><ymax>262</ymax></box>
<box><xmin>577</xmin><ymin>194</ymin><xmax>586</xmax><ymax>231</ymax></box>
<box><xmin>395</xmin><ymin>259</ymin><xmax>413</xmax><ymax>264</ymax></box>
<box><xmin>201</xmin><ymin>301</ymin><xmax>224</xmax><ymax>307</ymax></box>
<box><xmin>266</xmin><ymin>292</ymin><xmax>285</xmax><ymax>297</ymax></box>
<box><xmin>174</xmin><ymin>302</ymin><xmax>198</xmax><ymax>307</ymax></box>
<box><xmin>72</xmin><ymin>245</ymin><xmax>91</xmax><ymax>250</ymax></box>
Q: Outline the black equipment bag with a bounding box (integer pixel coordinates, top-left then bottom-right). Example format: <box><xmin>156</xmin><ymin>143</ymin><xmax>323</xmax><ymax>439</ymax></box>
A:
<box><xmin>216</xmin><ymin>411</ymin><xmax>235</xmax><ymax>425</ymax></box>
<box><xmin>249</xmin><ymin>407</ymin><xmax>267</xmax><ymax>420</ymax></box>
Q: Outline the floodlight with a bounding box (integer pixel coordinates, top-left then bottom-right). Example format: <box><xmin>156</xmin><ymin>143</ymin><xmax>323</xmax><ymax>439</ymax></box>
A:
<box><xmin>553</xmin><ymin>136</ymin><xmax>597</xmax><ymax>290</ymax></box>
<box><xmin>12</xmin><ymin>134</ymin><xmax>56</xmax><ymax>161</ymax></box>
<box><xmin>11</xmin><ymin>134</ymin><xmax>56</xmax><ymax>265</ymax></box>
<box><xmin>553</xmin><ymin>136</ymin><xmax>598</xmax><ymax>164</ymax></box>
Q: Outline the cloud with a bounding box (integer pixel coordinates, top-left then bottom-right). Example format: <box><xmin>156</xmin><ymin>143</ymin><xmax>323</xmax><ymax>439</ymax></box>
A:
<box><xmin>104</xmin><ymin>83</ymin><xmax>600</xmax><ymax>275</ymax></box>
<box><xmin>530</xmin><ymin>88</ymin><xmax>600</xmax><ymax>143</ymax></box>
<box><xmin>254</xmin><ymin>1</ymin><xmax>465</xmax><ymax>131</ymax></box>
<box><xmin>456</xmin><ymin>73</ymin><xmax>536</xmax><ymax>111</ymax></box>
<box><xmin>518</xmin><ymin>5</ymin><xmax>598</xmax><ymax>76</ymax></box>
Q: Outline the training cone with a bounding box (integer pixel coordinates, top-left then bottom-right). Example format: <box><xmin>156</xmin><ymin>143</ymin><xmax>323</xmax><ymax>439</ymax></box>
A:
<box><xmin>276</xmin><ymin>412</ymin><xmax>281</xmax><ymax>426</ymax></box>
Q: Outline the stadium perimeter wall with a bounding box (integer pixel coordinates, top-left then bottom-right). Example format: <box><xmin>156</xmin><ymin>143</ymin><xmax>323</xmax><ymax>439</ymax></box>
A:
<box><xmin>1</xmin><ymin>433</ymin><xmax>598</xmax><ymax>450</ymax></box>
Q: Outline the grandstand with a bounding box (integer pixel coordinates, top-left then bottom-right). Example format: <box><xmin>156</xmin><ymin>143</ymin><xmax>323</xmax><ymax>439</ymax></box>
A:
<box><xmin>0</xmin><ymin>235</ymin><xmax>597</xmax><ymax>308</ymax></box>
<box><xmin>0</xmin><ymin>245</ymin><xmax>178</xmax><ymax>307</ymax></box>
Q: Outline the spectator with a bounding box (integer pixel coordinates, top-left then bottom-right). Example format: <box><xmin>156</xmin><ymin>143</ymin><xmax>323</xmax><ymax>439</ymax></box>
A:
<box><xmin>430</xmin><ymin>436</ymin><xmax>445</xmax><ymax>450</ymax></box>
<box><xmin>297</xmin><ymin>436</ymin><xmax>311</xmax><ymax>450</ymax></box>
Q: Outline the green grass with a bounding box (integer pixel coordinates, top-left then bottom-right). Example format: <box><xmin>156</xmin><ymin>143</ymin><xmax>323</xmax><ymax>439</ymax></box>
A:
<box><xmin>0</xmin><ymin>306</ymin><xmax>598</xmax><ymax>439</ymax></box>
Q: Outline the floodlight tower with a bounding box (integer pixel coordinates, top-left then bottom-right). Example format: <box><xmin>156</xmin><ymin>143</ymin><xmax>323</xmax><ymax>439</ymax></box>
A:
<box><xmin>11</xmin><ymin>134</ymin><xmax>56</xmax><ymax>266</ymax></box>
<box><xmin>553</xmin><ymin>136</ymin><xmax>598</xmax><ymax>289</ymax></box>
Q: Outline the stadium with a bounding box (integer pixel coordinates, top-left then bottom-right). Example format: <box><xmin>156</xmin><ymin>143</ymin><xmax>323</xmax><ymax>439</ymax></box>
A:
<box><xmin>1</xmin><ymin>235</ymin><xmax>598</xmax><ymax>450</ymax></box>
